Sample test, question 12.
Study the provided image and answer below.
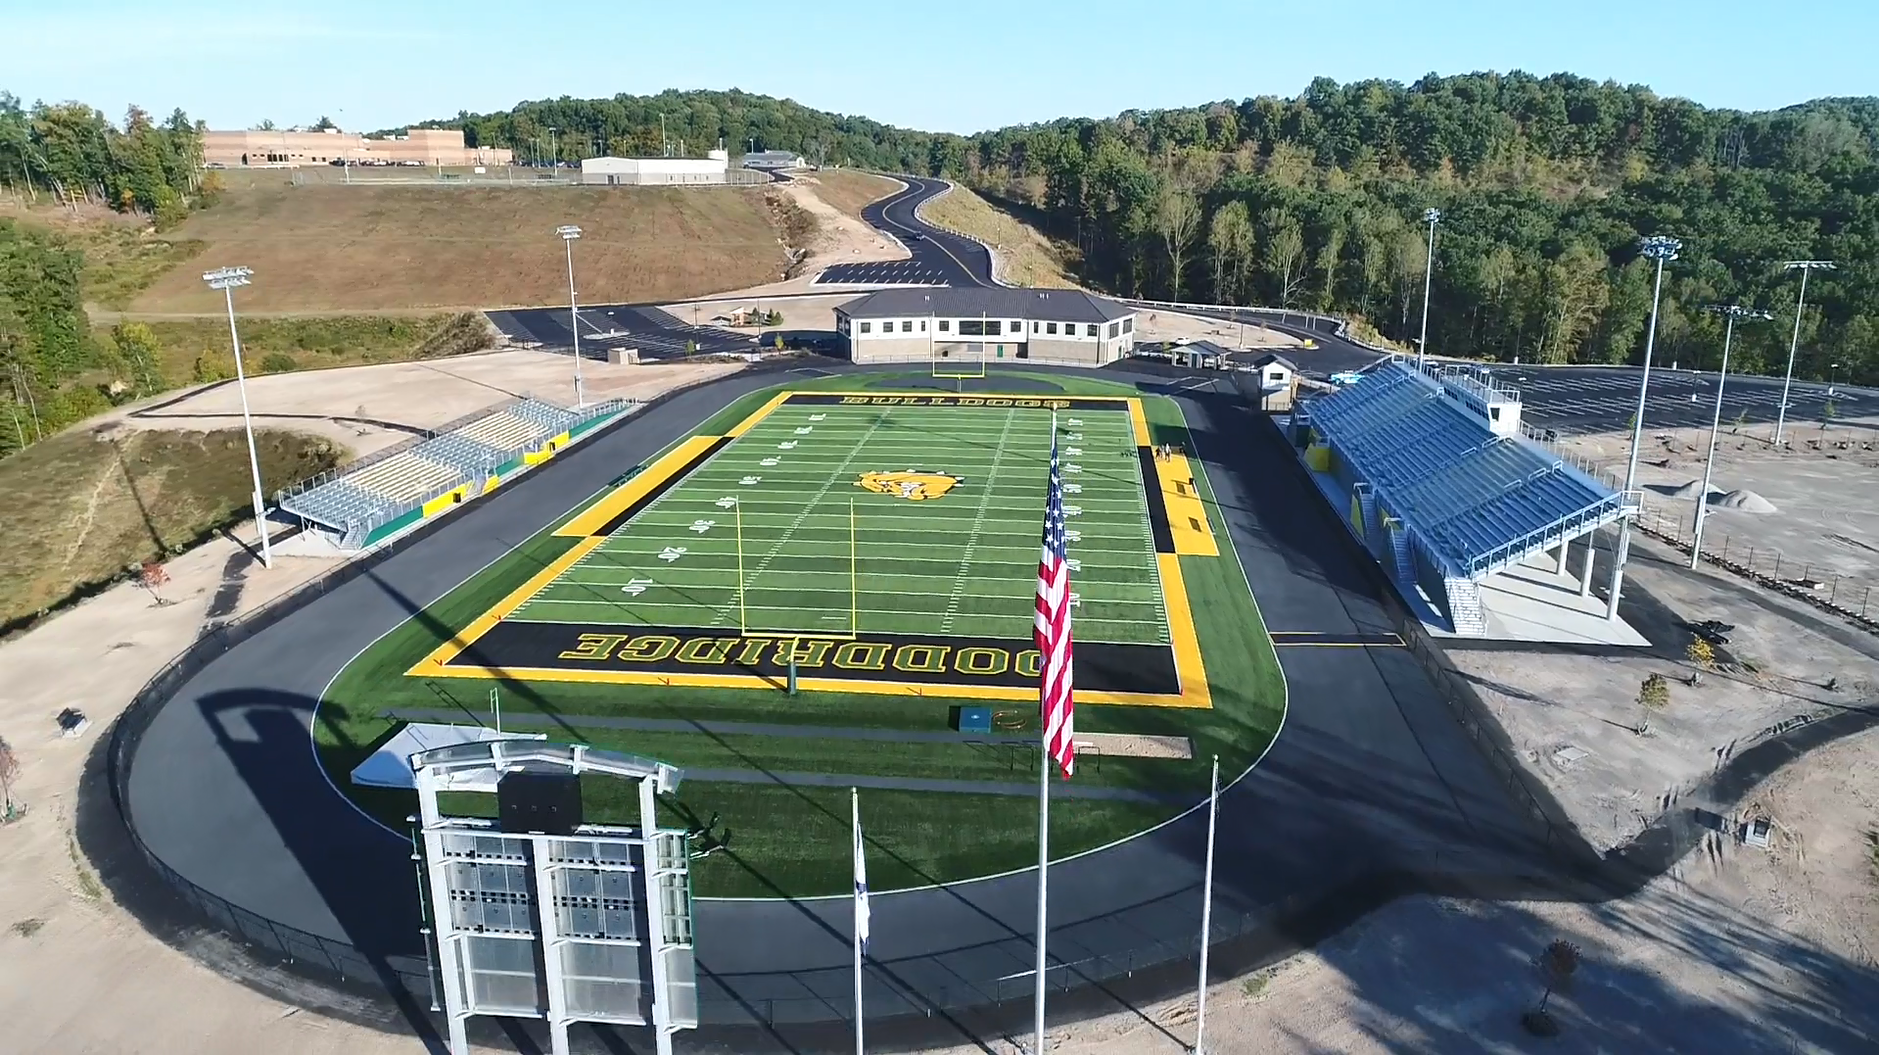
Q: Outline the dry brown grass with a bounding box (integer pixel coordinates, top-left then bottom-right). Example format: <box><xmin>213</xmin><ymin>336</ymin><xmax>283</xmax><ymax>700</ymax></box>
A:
<box><xmin>808</xmin><ymin>170</ymin><xmax>901</xmax><ymax>221</ymax></box>
<box><xmin>0</xmin><ymin>426</ymin><xmax>343</xmax><ymax>628</ymax></box>
<box><xmin>920</xmin><ymin>185</ymin><xmax>1080</xmax><ymax>289</ymax></box>
<box><xmin>132</xmin><ymin>184</ymin><xmax>791</xmax><ymax>313</ymax></box>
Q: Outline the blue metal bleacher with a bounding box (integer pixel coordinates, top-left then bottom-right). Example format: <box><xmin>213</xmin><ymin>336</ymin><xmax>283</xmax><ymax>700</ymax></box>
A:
<box><xmin>1305</xmin><ymin>362</ymin><xmax>1631</xmax><ymax>580</ymax></box>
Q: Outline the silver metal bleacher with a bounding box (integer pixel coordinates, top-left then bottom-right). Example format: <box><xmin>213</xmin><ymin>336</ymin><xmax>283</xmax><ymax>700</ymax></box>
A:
<box><xmin>279</xmin><ymin>396</ymin><xmax>634</xmax><ymax>545</ymax></box>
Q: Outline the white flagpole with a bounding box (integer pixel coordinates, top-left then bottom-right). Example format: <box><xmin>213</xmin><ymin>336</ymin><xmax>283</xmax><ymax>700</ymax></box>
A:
<box><xmin>853</xmin><ymin>787</ymin><xmax>866</xmax><ymax>1055</ymax></box>
<box><xmin>1194</xmin><ymin>755</ymin><xmax>1219</xmax><ymax>1053</ymax></box>
<box><xmin>1034</xmin><ymin>410</ymin><xmax>1056</xmax><ymax>1055</ymax></box>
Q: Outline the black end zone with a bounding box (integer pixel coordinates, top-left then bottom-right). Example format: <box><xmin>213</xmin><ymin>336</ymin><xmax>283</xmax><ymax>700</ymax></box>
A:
<box><xmin>1137</xmin><ymin>447</ymin><xmax>1177</xmax><ymax>554</ymax></box>
<box><xmin>449</xmin><ymin>622</ymin><xmax>1180</xmax><ymax>696</ymax></box>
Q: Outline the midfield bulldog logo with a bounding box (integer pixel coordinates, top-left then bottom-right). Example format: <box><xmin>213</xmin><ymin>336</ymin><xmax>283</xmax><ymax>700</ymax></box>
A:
<box><xmin>855</xmin><ymin>469</ymin><xmax>964</xmax><ymax>502</ymax></box>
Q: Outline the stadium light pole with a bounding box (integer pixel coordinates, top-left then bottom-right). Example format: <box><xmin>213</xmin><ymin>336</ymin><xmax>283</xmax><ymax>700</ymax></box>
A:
<box><xmin>1416</xmin><ymin>207</ymin><xmax>1441</xmax><ymax>372</ymax></box>
<box><xmin>1690</xmin><ymin>305</ymin><xmax>1773</xmax><ymax>569</ymax></box>
<box><xmin>204</xmin><ymin>266</ymin><xmax>273</xmax><ymax>569</ymax></box>
<box><xmin>1605</xmin><ymin>235</ymin><xmax>1680</xmax><ymax>620</ymax></box>
<box><xmin>1775</xmin><ymin>260</ymin><xmax>1835</xmax><ymax>445</ymax></box>
<box><xmin>558</xmin><ymin>225</ymin><xmax>586</xmax><ymax>409</ymax></box>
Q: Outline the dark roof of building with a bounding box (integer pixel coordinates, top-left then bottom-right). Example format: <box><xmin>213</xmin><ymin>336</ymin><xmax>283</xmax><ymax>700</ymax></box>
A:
<box><xmin>837</xmin><ymin>287</ymin><xmax>1134</xmax><ymax>324</ymax></box>
<box><xmin>1183</xmin><ymin>340</ymin><xmax>1233</xmax><ymax>358</ymax></box>
<box><xmin>1252</xmin><ymin>352</ymin><xmax>1300</xmax><ymax>371</ymax></box>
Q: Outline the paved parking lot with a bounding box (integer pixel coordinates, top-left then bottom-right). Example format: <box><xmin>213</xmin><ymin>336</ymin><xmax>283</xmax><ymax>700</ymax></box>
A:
<box><xmin>815</xmin><ymin>259</ymin><xmax>956</xmax><ymax>285</ymax></box>
<box><xmin>1484</xmin><ymin>365</ymin><xmax>1872</xmax><ymax>435</ymax></box>
<box><xmin>490</xmin><ymin>303</ymin><xmax>755</xmax><ymax>360</ymax></box>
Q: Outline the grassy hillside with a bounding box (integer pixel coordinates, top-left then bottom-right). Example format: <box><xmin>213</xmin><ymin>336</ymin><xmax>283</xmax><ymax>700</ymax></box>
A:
<box><xmin>0</xmin><ymin>427</ymin><xmax>344</xmax><ymax>630</ymax></box>
<box><xmin>919</xmin><ymin>184</ymin><xmax>1079</xmax><ymax>289</ymax></box>
<box><xmin>808</xmin><ymin>169</ymin><xmax>901</xmax><ymax>220</ymax></box>
<box><xmin>132</xmin><ymin>183</ymin><xmax>793</xmax><ymax>313</ymax></box>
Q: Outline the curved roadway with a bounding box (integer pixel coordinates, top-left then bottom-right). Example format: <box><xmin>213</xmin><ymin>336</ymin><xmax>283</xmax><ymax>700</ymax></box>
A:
<box><xmin>817</xmin><ymin>176</ymin><xmax>994</xmax><ymax>288</ymax></box>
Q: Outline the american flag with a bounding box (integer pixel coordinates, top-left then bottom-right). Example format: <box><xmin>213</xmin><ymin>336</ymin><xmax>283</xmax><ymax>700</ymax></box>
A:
<box><xmin>1035</xmin><ymin>419</ymin><xmax>1075</xmax><ymax>778</ymax></box>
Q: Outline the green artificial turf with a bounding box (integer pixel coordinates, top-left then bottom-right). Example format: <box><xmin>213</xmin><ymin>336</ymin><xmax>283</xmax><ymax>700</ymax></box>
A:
<box><xmin>317</xmin><ymin>371</ymin><xmax>1286</xmax><ymax>897</ymax></box>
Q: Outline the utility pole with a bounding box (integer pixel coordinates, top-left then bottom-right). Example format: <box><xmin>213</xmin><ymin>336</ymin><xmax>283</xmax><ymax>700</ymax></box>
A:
<box><xmin>1690</xmin><ymin>305</ymin><xmax>1772</xmax><ymax>569</ymax></box>
<box><xmin>558</xmin><ymin>226</ymin><xmax>585</xmax><ymax>408</ymax></box>
<box><xmin>1416</xmin><ymin>207</ymin><xmax>1441</xmax><ymax>371</ymax></box>
<box><xmin>1606</xmin><ymin>235</ymin><xmax>1680</xmax><ymax>620</ymax></box>
<box><xmin>203</xmin><ymin>265</ymin><xmax>273</xmax><ymax>569</ymax></box>
<box><xmin>1775</xmin><ymin>260</ymin><xmax>1835</xmax><ymax>445</ymax></box>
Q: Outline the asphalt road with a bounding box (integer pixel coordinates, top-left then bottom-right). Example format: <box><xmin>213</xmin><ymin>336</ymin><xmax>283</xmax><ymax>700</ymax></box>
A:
<box><xmin>117</xmin><ymin>363</ymin><xmax>1559</xmax><ymax>1046</ymax></box>
<box><xmin>817</xmin><ymin>175</ymin><xmax>993</xmax><ymax>288</ymax></box>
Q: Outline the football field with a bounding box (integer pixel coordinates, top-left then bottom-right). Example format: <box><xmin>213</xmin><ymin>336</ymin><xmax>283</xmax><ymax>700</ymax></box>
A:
<box><xmin>416</xmin><ymin>391</ymin><xmax>1212</xmax><ymax>705</ymax></box>
<box><xmin>516</xmin><ymin>399</ymin><xmax>1167</xmax><ymax>642</ymax></box>
<box><xmin>325</xmin><ymin>378</ymin><xmax>1285</xmax><ymax>896</ymax></box>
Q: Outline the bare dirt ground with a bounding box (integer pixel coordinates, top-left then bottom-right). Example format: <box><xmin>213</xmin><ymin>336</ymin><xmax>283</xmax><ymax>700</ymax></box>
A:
<box><xmin>1453</xmin><ymin>528</ymin><xmax>1879</xmax><ymax>851</ymax></box>
<box><xmin>1565</xmin><ymin>423</ymin><xmax>1879</xmax><ymax>608</ymax></box>
<box><xmin>1135</xmin><ymin>309</ymin><xmax>1301</xmax><ymax>349</ymax></box>
<box><xmin>927</xmin><ymin>740</ymin><xmax>1879</xmax><ymax>1054</ymax></box>
<box><xmin>107</xmin><ymin>353</ymin><xmax>742</xmax><ymax>459</ymax></box>
<box><xmin>0</xmin><ymin>360</ymin><xmax>737</xmax><ymax>1055</ymax></box>
<box><xmin>655</xmin><ymin>293</ymin><xmax>865</xmax><ymax>338</ymax></box>
<box><xmin>774</xmin><ymin>175</ymin><xmax>908</xmax><ymax>275</ymax></box>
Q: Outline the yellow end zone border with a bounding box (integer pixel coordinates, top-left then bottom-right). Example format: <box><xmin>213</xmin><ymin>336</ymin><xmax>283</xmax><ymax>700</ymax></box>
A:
<box><xmin>409</xmin><ymin>389</ymin><xmax>1214</xmax><ymax>709</ymax></box>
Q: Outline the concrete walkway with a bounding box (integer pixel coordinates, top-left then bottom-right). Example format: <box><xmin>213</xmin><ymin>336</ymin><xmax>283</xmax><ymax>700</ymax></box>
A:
<box><xmin>385</xmin><ymin>709</ymin><xmax>1168</xmax><ymax>801</ymax></box>
<box><xmin>685</xmin><ymin>767</ymin><xmax>1180</xmax><ymax>803</ymax></box>
<box><xmin>384</xmin><ymin>707</ymin><xmax>1035</xmax><ymax>745</ymax></box>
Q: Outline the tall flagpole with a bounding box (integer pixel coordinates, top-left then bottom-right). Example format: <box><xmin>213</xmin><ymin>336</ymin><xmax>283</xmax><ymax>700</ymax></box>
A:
<box><xmin>1193</xmin><ymin>755</ymin><xmax>1219</xmax><ymax>1054</ymax></box>
<box><xmin>1034</xmin><ymin>411</ymin><xmax>1055</xmax><ymax>1055</ymax></box>
<box><xmin>852</xmin><ymin>787</ymin><xmax>867</xmax><ymax>1055</ymax></box>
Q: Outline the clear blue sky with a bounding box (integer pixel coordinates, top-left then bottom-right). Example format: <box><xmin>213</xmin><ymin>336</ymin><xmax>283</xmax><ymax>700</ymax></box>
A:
<box><xmin>10</xmin><ymin>0</ymin><xmax>1875</xmax><ymax>134</ymax></box>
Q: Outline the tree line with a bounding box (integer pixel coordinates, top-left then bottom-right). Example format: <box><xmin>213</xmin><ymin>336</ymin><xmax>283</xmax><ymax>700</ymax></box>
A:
<box><xmin>953</xmin><ymin>73</ymin><xmax>1879</xmax><ymax>383</ymax></box>
<box><xmin>404</xmin><ymin>76</ymin><xmax>1876</xmax><ymax>383</ymax></box>
<box><xmin>406</xmin><ymin>88</ymin><xmax>944</xmax><ymax>172</ymax></box>
<box><xmin>0</xmin><ymin>93</ymin><xmax>214</xmax><ymax>226</ymax></box>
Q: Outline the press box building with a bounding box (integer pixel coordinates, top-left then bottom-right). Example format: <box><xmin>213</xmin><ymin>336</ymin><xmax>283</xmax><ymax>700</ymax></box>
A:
<box><xmin>834</xmin><ymin>288</ymin><xmax>1137</xmax><ymax>366</ymax></box>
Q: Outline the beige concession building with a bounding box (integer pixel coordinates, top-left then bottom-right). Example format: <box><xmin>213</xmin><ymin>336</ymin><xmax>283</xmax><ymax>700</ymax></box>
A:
<box><xmin>835</xmin><ymin>288</ymin><xmax>1137</xmax><ymax>365</ymax></box>
<box><xmin>202</xmin><ymin>127</ymin><xmax>512</xmax><ymax>168</ymax></box>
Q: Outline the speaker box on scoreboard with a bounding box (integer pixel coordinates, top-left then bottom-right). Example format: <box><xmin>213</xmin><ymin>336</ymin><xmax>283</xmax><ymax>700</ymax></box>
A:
<box><xmin>497</xmin><ymin>770</ymin><xmax>583</xmax><ymax>835</ymax></box>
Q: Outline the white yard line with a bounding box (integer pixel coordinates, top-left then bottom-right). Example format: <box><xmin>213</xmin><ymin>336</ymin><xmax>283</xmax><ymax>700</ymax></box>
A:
<box><xmin>713</xmin><ymin>409</ymin><xmax>894</xmax><ymax>627</ymax></box>
<box><xmin>943</xmin><ymin>409</ymin><xmax>1018</xmax><ymax>634</ymax></box>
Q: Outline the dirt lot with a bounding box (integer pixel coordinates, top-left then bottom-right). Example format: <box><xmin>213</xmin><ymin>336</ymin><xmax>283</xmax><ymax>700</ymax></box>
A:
<box><xmin>1135</xmin><ymin>309</ymin><xmax>1302</xmax><ymax>349</ymax></box>
<box><xmin>773</xmin><ymin>174</ymin><xmax>907</xmax><ymax>275</ymax></box>
<box><xmin>109</xmin><ymin>351</ymin><xmax>740</xmax><ymax>459</ymax></box>
<box><xmin>131</xmin><ymin>184</ymin><xmax>791</xmax><ymax>313</ymax></box>
<box><xmin>920</xmin><ymin>184</ymin><xmax>1080</xmax><ymax>289</ymax></box>
<box><xmin>1565</xmin><ymin>423</ymin><xmax>1879</xmax><ymax>609</ymax></box>
<box><xmin>1453</xmin><ymin>528</ymin><xmax>1879</xmax><ymax>850</ymax></box>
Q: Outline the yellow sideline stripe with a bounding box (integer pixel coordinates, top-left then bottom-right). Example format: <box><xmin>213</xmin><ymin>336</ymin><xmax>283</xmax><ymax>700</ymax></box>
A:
<box><xmin>555</xmin><ymin>435</ymin><xmax>719</xmax><ymax>538</ymax></box>
<box><xmin>409</xmin><ymin>535</ymin><xmax>606</xmax><ymax>675</ymax></box>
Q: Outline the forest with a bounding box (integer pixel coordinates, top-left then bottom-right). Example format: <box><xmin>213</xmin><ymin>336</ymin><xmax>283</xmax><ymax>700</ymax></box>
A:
<box><xmin>422</xmin><ymin>76</ymin><xmax>1879</xmax><ymax>383</ymax></box>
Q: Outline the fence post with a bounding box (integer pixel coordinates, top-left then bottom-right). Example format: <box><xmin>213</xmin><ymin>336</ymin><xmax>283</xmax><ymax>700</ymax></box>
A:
<box><xmin>1829</xmin><ymin>577</ymin><xmax>1839</xmax><ymax>605</ymax></box>
<box><xmin>1773</xmin><ymin>552</ymin><xmax>1782</xmax><ymax>579</ymax></box>
<box><xmin>1863</xmin><ymin>587</ymin><xmax>1871</xmax><ymax>619</ymax></box>
<box><xmin>1721</xmin><ymin>536</ymin><xmax>1731</xmax><ymax>561</ymax></box>
<box><xmin>1745</xmin><ymin>547</ymin><xmax>1755</xmax><ymax>573</ymax></box>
